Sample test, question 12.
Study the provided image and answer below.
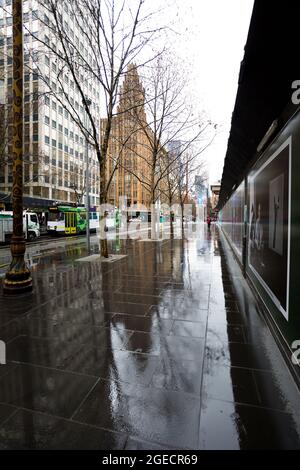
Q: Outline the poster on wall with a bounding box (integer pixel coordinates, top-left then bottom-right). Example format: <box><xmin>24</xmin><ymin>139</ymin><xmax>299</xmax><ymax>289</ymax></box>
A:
<box><xmin>248</xmin><ymin>137</ymin><xmax>291</xmax><ymax>320</ymax></box>
<box><xmin>231</xmin><ymin>181</ymin><xmax>244</xmax><ymax>257</ymax></box>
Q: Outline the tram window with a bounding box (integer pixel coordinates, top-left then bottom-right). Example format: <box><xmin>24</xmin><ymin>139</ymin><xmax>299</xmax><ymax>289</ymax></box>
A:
<box><xmin>48</xmin><ymin>212</ymin><xmax>64</xmax><ymax>221</ymax></box>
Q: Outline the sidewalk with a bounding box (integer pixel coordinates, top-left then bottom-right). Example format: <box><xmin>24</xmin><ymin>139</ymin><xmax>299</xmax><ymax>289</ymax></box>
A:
<box><xmin>0</xmin><ymin>226</ymin><xmax>300</xmax><ymax>449</ymax></box>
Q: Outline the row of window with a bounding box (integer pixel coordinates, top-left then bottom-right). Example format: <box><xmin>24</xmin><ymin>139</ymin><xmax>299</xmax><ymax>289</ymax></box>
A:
<box><xmin>45</xmin><ymin>97</ymin><xmax>87</xmax><ymax>120</ymax></box>
<box><xmin>44</xmin><ymin>116</ymin><xmax>84</xmax><ymax>143</ymax></box>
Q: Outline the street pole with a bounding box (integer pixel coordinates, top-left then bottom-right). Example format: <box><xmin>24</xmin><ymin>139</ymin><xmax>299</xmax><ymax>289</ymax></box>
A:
<box><xmin>84</xmin><ymin>98</ymin><xmax>91</xmax><ymax>254</ymax></box>
<box><xmin>3</xmin><ymin>0</ymin><xmax>32</xmax><ymax>294</ymax></box>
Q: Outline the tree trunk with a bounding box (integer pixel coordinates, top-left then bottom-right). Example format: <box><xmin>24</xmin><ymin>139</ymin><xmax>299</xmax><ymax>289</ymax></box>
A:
<box><xmin>100</xmin><ymin>159</ymin><xmax>109</xmax><ymax>258</ymax></box>
<box><xmin>150</xmin><ymin>181</ymin><xmax>157</xmax><ymax>240</ymax></box>
<box><xmin>180</xmin><ymin>201</ymin><xmax>184</xmax><ymax>239</ymax></box>
<box><xmin>169</xmin><ymin>197</ymin><xmax>174</xmax><ymax>239</ymax></box>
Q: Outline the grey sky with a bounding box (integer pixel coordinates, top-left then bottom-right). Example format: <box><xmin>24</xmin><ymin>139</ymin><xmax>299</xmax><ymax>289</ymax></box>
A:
<box><xmin>164</xmin><ymin>0</ymin><xmax>254</xmax><ymax>184</ymax></box>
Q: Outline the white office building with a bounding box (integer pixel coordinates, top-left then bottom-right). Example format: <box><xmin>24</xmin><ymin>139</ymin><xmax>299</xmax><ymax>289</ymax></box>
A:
<box><xmin>0</xmin><ymin>0</ymin><xmax>100</xmax><ymax>209</ymax></box>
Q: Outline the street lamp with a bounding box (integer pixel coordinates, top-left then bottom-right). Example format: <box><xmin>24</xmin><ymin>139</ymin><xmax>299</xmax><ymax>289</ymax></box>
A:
<box><xmin>83</xmin><ymin>97</ymin><xmax>92</xmax><ymax>254</ymax></box>
<box><xmin>3</xmin><ymin>0</ymin><xmax>32</xmax><ymax>294</ymax></box>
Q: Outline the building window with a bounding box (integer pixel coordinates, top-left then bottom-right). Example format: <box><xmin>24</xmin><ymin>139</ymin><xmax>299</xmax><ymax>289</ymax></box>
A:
<box><xmin>52</xmin><ymin>101</ymin><xmax>57</xmax><ymax>111</ymax></box>
<box><xmin>32</xmin><ymin>134</ymin><xmax>38</xmax><ymax>142</ymax></box>
<box><xmin>45</xmin><ymin>55</ymin><xmax>50</xmax><ymax>66</ymax></box>
<box><xmin>45</xmin><ymin>96</ymin><xmax>50</xmax><ymax>106</ymax></box>
<box><xmin>32</xmin><ymin>113</ymin><xmax>38</xmax><ymax>121</ymax></box>
<box><xmin>45</xmin><ymin>136</ymin><xmax>50</xmax><ymax>145</ymax></box>
<box><xmin>58</xmin><ymin>124</ymin><xmax>63</xmax><ymax>132</ymax></box>
<box><xmin>52</xmin><ymin>139</ymin><xmax>57</xmax><ymax>147</ymax></box>
<box><xmin>52</xmin><ymin>120</ymin><xmax>56</xmax><ymax>129</ymax></box>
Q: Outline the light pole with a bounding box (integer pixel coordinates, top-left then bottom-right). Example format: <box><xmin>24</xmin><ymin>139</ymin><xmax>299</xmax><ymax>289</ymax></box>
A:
<box><xmin>3</xmin><ymin>0</ymin><xmax>32</xmax><ymax>294</ymax></box>
<box><xmin>83</xmin><ymin>98</ymin><xmax>91</xmax><ymax>254</ymax></box>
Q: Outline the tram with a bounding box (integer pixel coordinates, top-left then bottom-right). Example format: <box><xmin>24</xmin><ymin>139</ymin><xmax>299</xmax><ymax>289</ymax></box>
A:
<box><xmin>47</xmin><ymin>205</ymin><xmax>100</xmax><ymax>235</ymax></box>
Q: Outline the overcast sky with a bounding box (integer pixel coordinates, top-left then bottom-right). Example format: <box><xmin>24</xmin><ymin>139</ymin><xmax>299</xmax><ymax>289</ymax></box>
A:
<box><xmin>163</xmin><ymin>0</ymin><xmax>254</xmax><ymax>184</ymax></box>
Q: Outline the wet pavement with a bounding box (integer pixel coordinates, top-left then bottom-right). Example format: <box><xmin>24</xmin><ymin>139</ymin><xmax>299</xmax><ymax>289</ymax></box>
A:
<box><xmin>0</xmin><ymin>225</ymin><xmax>300</xmax><ymax>449</ymax></box>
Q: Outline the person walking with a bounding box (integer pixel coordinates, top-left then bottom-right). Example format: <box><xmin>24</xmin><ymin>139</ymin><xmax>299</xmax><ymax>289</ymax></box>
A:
<box><xmin>207</xmin><ymin>215</ymin><xmax>211</xmax><ymax>229</ymax></box>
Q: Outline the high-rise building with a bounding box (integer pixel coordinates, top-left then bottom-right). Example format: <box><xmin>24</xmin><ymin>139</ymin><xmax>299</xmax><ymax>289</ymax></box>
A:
<box><xmin>0</xmin><ymin>0</ymin><xmax>100</xmax><ymax>210</ymax></box>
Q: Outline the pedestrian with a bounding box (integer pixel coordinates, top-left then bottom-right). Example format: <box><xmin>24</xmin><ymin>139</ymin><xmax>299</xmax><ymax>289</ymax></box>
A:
<box><xmin>207</xmin><ymin>215</ymin><xmax>211</xmax><ymax>229</ymax></box>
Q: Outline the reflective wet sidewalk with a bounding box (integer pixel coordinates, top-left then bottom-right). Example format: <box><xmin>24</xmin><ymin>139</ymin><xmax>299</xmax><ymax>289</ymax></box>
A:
<box><xmin>0</xmin><ymin>226</ymin><xmax>300</xmax><ymax>449</ymax></box>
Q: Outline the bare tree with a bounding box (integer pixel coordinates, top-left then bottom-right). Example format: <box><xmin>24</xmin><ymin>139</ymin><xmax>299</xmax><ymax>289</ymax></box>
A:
<box><xmin>124</xmin><ymin>55</ymin><xmax>216</xmax><ymax>237</ymax></box>
<box><xmin>160</xmin><ymin>145</ymin><xmax>207</xmax><ymax>238</ymax></box>
<box><xmin>29</xmin><ymin>0</ymin><xmax>165</xmax><ymax>256</ymax></box>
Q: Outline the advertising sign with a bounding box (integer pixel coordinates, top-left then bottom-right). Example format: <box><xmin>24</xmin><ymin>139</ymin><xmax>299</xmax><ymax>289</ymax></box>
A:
<box><xmin>249</xmin><ymin>137</ymin><xmax>291</xmax><ymax>320</ymax></box>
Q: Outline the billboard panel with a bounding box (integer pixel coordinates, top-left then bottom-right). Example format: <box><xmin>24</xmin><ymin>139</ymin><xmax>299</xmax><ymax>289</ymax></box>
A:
<box><xmin>248</xmin><ymin>137</ymin><xmax>291</xmax><ymax>320</ymax></box>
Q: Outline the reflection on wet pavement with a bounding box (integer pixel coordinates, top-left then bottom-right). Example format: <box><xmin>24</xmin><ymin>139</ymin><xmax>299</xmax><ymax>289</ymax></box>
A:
<box><xmin>0</xmin><ymin>226</ymin><xmax>300</xmax><ymax>449</ymax></box>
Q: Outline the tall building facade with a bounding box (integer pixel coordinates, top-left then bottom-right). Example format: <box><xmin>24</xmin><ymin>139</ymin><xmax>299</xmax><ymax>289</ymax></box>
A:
<box><xmin>0</xmin><ymin>0</ymin><xmax>100</xmax><ymax>209</ymax></box>
<box><xmin>102</xmin><ymin>64</ymin><xmax>152</xmax><ymax>208</ymax></box>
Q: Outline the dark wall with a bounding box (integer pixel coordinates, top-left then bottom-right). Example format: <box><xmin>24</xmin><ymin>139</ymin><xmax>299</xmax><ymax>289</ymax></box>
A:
<box><xmin>220</xmin><ymin>108</ymin><xmax>300</xmax><ymax>355</ymax></box>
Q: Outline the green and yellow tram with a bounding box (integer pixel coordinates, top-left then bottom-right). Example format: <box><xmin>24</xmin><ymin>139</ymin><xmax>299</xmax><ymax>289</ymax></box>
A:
<box><xmin>47</xmin><ymin>205</ymin><xmax>99</xmax><ymax>235</ymax></box>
